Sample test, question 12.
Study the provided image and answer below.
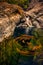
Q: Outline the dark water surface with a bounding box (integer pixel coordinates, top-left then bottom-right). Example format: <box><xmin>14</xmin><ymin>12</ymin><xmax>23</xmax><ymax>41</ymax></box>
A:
<box><xmin>18</xmin><ymin>55</ymin><xmax>38</xmax><ymax>65</ymax></box>
<box><xmin>13</xmin><ymin>26</ymin><xmax>34</xmax><ymax>38</ymax></box>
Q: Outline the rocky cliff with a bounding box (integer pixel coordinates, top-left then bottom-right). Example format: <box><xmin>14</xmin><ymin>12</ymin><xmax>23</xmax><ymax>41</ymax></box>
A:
<box><xmin>0</xmin><ymin>2</ymin><xmax>23</xmax><ymax>42</ymax></box>
<box><xmin>0</xmin><ymin>2</ymin><xmax>43</xmax><ymax>42</ymax></box>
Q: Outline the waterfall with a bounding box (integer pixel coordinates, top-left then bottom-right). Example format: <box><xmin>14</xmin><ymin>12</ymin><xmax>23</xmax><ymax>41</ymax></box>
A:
<box><xmin>25</xmin><ymin>27</ymin><xmax>29</xmax><ymax>34</ymax></box>
<box><xmin>24</xmin><ymin>16</ymin><xmax>32</xmax><ymax>27</ymax></box>
<box><xmin>25</xmin><ymin>16</ymin><xmax>34</xmax><ymax>35</ymax></box>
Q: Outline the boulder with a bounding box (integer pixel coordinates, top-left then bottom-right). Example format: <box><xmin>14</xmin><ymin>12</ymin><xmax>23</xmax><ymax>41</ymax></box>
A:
<box><xmin>0</xmin><ymin>2</ymin><xmax>23</xmax><ymax>42</ymax></box>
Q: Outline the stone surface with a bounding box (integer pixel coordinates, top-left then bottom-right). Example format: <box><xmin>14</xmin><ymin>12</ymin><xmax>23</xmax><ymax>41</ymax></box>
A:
<box><xmin>0</xmin><ymin>2</ymin><xmax>43</xmax><ymax>42</ymax></box>
<box><xmin>0</xmin><ymin>2</ymin><xmax>22</xmax><ymax>42</ymax></box>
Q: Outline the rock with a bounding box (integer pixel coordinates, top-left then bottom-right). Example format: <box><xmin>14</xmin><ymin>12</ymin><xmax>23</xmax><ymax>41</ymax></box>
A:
<box><xmin>0</xmin><ymin>14</ymin><xmax>21</xmax><ymax>42</ymax></box>
<box><xmin>0</xmin><ymin>2</ymin><xmax>23</xmax><ymax>42</ymax></box>
<box><xmin>25</xmin><ymin>2</ymin><xmax>43</xmax><ymax>28</ymax></box>
<box><xmin>0</xmin><ymin>2</ymin><xmax>43</xmax><ymax>42</ymax></box>
<box><xmin>17</xmin><ymin>2</ymin><xmax>43</xmax><ymax>28</ymax></box>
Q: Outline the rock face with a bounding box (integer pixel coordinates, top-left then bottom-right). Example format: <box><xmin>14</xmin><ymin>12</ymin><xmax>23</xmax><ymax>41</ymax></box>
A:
<box><xmin>0</xmin><ymin>2</ymin><xmax>43</xmax><ymax>42</ymax></box>
<box><xmin>0</xmin><ymin>2</ymin><xmax>23</xmax><ymax>42</ymax></box>
<box><xmin>16</xmin><ymin>2</ymin><xmax>43</xmax><ymax>29</ymax></box>
<box><xmin>22</xmin><ymin>2</ymin><xmax>43</xmax><ymax>28</ymax></box>
<box><xmin>14</xmin><ymin>2</ymin><xmax>43</xmax><ymax>38</ymax></box>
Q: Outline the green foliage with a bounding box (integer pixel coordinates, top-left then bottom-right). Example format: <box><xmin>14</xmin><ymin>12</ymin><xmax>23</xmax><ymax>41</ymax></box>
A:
<box><xmin>1</xmin><ymin>0</ymin><xmax>29</xmax><ymax>9</ymax></box>
<box><xmin>0</xmin><ymin>37</ymin><xmax>20</xmax><ymax>65</ymax></box>
<box><xmin>0</xmin><ymin>28</ymin><xmax>43</xmax><ymax>65</ymax></box>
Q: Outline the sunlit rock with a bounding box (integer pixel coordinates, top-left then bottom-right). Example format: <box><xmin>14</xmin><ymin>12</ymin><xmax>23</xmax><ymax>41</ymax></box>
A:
<box><xmin>0</xmin><ymin>2</ymin><xmax>22</xmax><ymax>42</ymax></box>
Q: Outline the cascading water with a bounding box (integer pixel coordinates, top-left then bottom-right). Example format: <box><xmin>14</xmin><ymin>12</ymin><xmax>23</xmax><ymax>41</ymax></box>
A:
<box><xmin>13</xmin><ymin>16</ymin><xmax>35</xmax><ymax>38</ymax></box>
<box><xmin>24</xmin><ymin>16</ymin><xmax>34</xmax><ymax>35</ymax></box>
